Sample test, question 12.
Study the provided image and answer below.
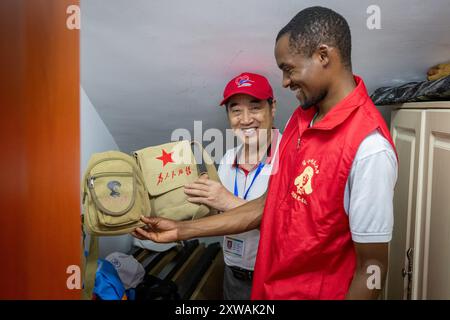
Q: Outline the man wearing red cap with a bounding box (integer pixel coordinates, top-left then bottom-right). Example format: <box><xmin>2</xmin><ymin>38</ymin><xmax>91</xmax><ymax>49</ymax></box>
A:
<box><xmin>182</xmin><ymin>72</ymin><xmax>281</xmax><ymax>299</ymax></box>
<box><xmin>133</xmin><ymin>7</ymin><xmax>397</xmax><ymax>300</ymax></box>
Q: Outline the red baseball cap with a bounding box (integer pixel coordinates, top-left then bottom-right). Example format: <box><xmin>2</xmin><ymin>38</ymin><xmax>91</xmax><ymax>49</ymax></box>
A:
<box><xmin>220</xmin><ymin>72</ymin><xmax>274</xmax><ymax>106</ymax></box>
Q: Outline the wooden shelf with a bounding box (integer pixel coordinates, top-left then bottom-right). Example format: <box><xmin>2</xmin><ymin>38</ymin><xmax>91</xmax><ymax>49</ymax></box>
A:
<box><xmin>391</xmin><ymin>101</ymin><xmax>450</xmax><ymax>110</ymax></box>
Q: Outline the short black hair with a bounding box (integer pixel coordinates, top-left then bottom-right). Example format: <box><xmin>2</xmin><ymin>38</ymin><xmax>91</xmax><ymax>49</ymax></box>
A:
<box><xmin>276</xmin><ymin>6</ymin><xmax>352</xmax><ymax>69</ymax></box>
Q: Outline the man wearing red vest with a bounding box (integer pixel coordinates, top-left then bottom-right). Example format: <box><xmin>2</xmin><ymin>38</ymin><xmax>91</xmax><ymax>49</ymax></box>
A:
<box><xmin>133</xmin><ymin>6</ymin><xmax>398</xmax><ymax>300</ymax></box>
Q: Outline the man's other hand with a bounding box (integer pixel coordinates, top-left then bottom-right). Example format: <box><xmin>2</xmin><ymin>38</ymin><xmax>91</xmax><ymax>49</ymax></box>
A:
<box><xmin>184</xmin><ymin>174</ymin><xmax>245</xmax><ymax>211</ymax></box>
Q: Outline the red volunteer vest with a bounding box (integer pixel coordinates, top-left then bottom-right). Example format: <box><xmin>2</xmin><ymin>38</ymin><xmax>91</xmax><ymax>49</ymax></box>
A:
<box><xmin>251</xmin><ymin>76</ymin><xmax>396</xmax><ymax>300</ymax></box>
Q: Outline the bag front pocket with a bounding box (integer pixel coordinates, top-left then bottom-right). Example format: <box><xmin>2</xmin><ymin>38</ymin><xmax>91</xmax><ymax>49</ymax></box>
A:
<box><xmin>88</xmin><ymin>171</ymin><xmax>139</xmax><ymax>227</ymax></box>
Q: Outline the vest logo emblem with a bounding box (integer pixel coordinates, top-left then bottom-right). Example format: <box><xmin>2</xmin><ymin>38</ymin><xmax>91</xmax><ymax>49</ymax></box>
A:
<box><xmin>291</xmin><ymin>159</ymin><xmax>320</xmax><ymax>204</ymax></box>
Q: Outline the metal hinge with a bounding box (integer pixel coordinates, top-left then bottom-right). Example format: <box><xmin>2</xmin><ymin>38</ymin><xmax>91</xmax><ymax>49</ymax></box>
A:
<box><xmin>401</xmin><ymin>247</ymin><xmax>413</xmax><ymax>299</ymax></box>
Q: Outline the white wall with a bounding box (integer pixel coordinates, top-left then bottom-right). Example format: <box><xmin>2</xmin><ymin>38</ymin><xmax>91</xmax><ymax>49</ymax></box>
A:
<box><xmin>81</xmin><ymin>88</ymin><xmax>222</xmax><ymax>257</ymax></box>
<box><xmin>81</xmin><ymin>87</ymin><xmax>133</xmax><ymax>258</ymax></box>
<box><xmin>81</xmin><ymin>87</ymin><xmax>119</xmax><ymax>172</ymax></box>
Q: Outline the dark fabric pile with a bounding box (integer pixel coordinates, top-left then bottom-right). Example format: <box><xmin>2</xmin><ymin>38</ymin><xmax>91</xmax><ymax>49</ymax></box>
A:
<box><xmin>370</xmin><ymin>75</ymin><xmax>450</xmax><ymax>105</ymax></box>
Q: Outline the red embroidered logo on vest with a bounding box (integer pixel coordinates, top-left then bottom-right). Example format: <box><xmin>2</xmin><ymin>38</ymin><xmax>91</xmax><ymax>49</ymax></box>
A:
<box><xmin>291</xmin><ymin>159</ymin><xmax>320</xmax><ymax>205</ymax></box>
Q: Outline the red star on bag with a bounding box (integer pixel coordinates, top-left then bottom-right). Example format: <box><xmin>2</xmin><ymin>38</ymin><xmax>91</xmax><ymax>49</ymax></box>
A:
<box><xmin>156</xmin><ymin>149</ymin><xmax>174</xmax><ymax>167</ymax></box>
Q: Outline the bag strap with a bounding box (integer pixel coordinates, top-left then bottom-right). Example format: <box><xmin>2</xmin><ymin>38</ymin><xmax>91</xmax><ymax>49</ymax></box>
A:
<box><xmin>190</xmin><ymin>141</ymin><xmax>219</xmax><ymax>182</ymax></box>
<box><xmin>82</xmin><ymin>230</ymin><xmax>99</xmax><ymax>300</ymax></box>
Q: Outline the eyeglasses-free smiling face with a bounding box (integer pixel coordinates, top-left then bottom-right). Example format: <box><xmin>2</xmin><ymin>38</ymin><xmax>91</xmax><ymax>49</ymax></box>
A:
<box><xmin>226</xmin><ymin>93</ymin><xmax>276</xmax><ymax>147</ymax></box>
<box><xmin>275</xmin><ymin>33</ymin><xmax>328</xmax><ymax>110</ymax></box>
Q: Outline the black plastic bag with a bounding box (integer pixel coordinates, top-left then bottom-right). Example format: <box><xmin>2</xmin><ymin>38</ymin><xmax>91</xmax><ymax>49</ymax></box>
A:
<box><xmin>370</xmin><ymin>75</ymin><xmax>450</xmax><ymax>105</ymax></box>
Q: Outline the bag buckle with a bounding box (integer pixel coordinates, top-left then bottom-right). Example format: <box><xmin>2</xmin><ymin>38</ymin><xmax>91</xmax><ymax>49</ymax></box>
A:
<box><xmin>88</xmin><ymin>177</ymin><xmax>95</xmax><ymax>189</ymax></box>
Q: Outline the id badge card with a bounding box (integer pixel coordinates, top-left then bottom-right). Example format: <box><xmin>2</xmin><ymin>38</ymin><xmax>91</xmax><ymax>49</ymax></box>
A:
<box><xmin>223</xmin><ymin>236</ymin><xmax>245</xmax><ymax>257</ymax></box>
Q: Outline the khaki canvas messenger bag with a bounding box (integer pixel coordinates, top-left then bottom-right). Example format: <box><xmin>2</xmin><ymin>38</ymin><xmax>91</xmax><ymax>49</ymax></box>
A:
<box><xmin>81</xmin><ymin>150</ymin><xmax>151</xmax><ymax>299</ymax></box>
<box><xmin>133</xmin><ymin>140</ymin><xmax>219</xmax><ymax>221</ymax></box>
<box><xmin>81</xmin><ymin>140</ymin><xmax>218</xmax><ymax>299</ymax></box>
<box><xmin>82</xmin><ymin>151</ymin><xmax>151</xmax><ymax>236</ymax></box>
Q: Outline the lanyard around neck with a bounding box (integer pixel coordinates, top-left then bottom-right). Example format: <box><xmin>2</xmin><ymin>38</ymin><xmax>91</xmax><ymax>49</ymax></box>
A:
<box><xmin>234</xmin><ymin>162</ymin><xmax>265</xmax><ymax>200</ymax></box>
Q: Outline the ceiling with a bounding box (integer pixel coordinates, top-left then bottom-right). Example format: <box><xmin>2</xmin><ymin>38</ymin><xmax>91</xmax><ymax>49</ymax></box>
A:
<box><xmin>81</xmin><ymin>0</ymin><xmax>450</xmax><ymax>153</ymax></box>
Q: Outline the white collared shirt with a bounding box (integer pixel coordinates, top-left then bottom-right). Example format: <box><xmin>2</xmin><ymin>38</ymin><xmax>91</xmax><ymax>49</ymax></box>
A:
<box><xmin>218</xmin><ymin>131</ymin><xmax>282</xmax><ymax>270</ymax></box>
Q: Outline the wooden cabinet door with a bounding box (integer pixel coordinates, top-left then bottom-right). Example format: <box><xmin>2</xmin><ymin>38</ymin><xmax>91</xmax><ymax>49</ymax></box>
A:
<box><xmin>0</xmin><ymin>0</ymin><xmax>80</xmax><ymax>299</ymax></box>
<box><xmin>422</xmin><ymin>110</ymin><xmax>450</xmax><ymax>299</ymax></box>
<box><xmin>387</xmin><ymin>109</ymin><xmax>426</xmax><ymax>299</ymax></box>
